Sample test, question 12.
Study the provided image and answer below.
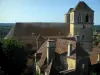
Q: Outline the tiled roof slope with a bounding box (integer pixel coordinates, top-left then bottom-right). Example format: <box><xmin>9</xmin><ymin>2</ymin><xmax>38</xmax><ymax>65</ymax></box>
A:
<box><xmin>56</xmin><ymin>38</ymin><xmax>68</xmax><ymax>54</ymax></box>
<box><xmin>5</xmin><ymin>22</ymin><xmax>69</xmax><ymax>39</ymax></box>
<box><xmin>36</xmin><ymin>40</ymin><xmax>48</xmax><ymax>68</ymax></box>
<box><xmin>65</xmin><ymin>8</ymin><xmax>73</xmax><ymax>14</ymax></box>
<box><xmin>36</xmin><ymin>37</ymin><xmax>76</xmax><ymax>70</ymax></box>
<box><xmin>90</xmin><ymin>48</ymin><xmax>100</xmax><ymax>65</ymax></box>
<box><xmin>56</xmin><ymin>38</ymin><xmax>76</xmax><ymax>54</ymax></box>
<box><xmin>44</xmin><ymin>61</ymin><xmax>53</xmax><ymax>75</ymax></box>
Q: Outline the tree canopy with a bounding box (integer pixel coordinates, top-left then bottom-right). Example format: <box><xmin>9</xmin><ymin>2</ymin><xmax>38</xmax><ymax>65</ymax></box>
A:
<box><xmin>0</xmin><ymin>39</ymin><xmax>28</xmax><ymax>75</ymax></box>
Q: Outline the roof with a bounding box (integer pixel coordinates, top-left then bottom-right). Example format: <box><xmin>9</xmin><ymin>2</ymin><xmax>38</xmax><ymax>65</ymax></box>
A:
<box><xmin>36</xmin><ymin>40</ymin><xmax>48</xmax><ymax>68</ymax></box>
<box><xmin>92</xmin><ymin>48</ymin><xmax>100</xmax><ymax>53</ymax></box>
<box><xmin>5</xmin><ymin>22</ymin><xmax>68</xmax><ymax>39</ymax></box>
<box><xmin>90</xmin><ymin>48</ymin><xmax>100</xmax><ymax>65</ymax></box>
<box><xmin>36</xmin><ymin>40</ymin><xmax>48</xmax><ymax>54</ymax></box>
<box><xmin>71</xmin><ymin>1</ymin><xmax>94</xmax><ymax>12</ymax></box>
<box><xmin>55</xmin><ymin>38</ymin><xmax>76</xmax><ymax>54</ymax></box>
<box><xmin>36</xmin><ymin>37</ymin><xmax>76</xmax><ymax>67</ymax></box>
<box><xmin>55</xmin><ymin>38</ymin><xmax>68</xmax><ymax>54</ymax></box>
<box><xmin>65</xmin><ymin>8</ymin><xmax>73</xmax><ymax>14</ymax></box>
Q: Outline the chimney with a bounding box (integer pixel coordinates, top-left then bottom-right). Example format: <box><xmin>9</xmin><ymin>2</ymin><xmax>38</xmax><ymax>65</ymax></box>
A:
<box><xmin>47</xmin><ymin>39</ymin><xmax>56</xmax><ymax>64</ymax></box>
<box><xmin>67</xmin><ymin>43</ymin><xmax>72</xmax><ymax>56</ymax></box>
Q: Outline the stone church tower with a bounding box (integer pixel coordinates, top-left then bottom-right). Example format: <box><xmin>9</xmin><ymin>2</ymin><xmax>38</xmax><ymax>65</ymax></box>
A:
<box><xmin>65</xmin><ymin>1</ymin><xmax>94</xmax><ymax>52</ymax></box>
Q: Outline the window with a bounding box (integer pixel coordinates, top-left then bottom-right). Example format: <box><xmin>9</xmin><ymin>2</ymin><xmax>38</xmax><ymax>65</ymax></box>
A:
<box><xmin>80</xmin><ymin>16</ymin><xmax>82</xmax><ymax>22</ymax></box>
<box><xmin>78</xmin><ymin>14</ymin><xmax>81</xmax><ymax>23</ymax></box>
<box><xmin>82</xmin><ymin>64</ymin><xmax>85</xmax><ymax>69</ymax></box>
<box><xmin>82</xmin><ymin>35</ymin><xmax>84</xmax><ymax>40</ymax></box>
<box><xmin>83</xmin><ymin>25</ymin><xmax>85</xmax><ymax>29</ymax></box>
<box><xmin>80</xmin><ymin>35</ymin><xmax>84</xmax><ymax>41</ymax></box>
<box><xmin>86</xmin><ymin>14</ymin><xmax>89</xmax><ymax>22</ymax></box>
<box><xmin>78</xmin><ymin>14</ymin><xmax>82</xmax><ymax>23</ymax></box>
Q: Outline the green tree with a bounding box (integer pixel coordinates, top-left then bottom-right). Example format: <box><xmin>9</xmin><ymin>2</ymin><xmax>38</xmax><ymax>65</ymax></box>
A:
<box><xmin>1</xmin><ymin>39</ymin><xmax>28</xmax><ymax>75</ymax></box>
<box><xmin>93</xmin><ymin>33</ymin><xmax>100</xmax><ymax>47</ymax></box>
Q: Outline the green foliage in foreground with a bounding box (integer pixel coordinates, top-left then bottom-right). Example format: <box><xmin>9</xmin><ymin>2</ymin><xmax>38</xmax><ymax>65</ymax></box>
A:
<box><xmin>0</xmin><ymin>39</ymin><xmax>28</xmax><ymax>75</ymax></box>
<box><xmin>0</xmin><ymin>39</ymin><xmax>27</xmax><ymax>65</ymax></box>
<box><xmin>1</xmin><ymin>39</ymin><xmax>25</xmax><ymax>55</ymax></box>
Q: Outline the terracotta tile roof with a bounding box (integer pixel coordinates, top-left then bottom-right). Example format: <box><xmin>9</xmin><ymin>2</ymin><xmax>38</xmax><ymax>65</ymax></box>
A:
<box><xmin>55</xmin><ymin>38</ymin><xmax>68</xmax><ymax>54</ymax></box>
<box><xmin>35</xmin><ymin>37</ymin><xmax>76</xmax><ymax>69</ymax></box>
<box><xmin>36</xmin><ymin>40</ymin><xmax>47</xmax><ymax>53</ymax></box>
<box><xmin>55</xmin><ymin>38</ymin><xmax>76</xmax><ymax>54</ymax></box>
<box><xmin>36</xmin><ymin>50</ymin><xmax>47</xmax><ymax>68</ymax></box>
<box><xmin>36</xmin><ymin>41</ymin><xmax>47</xmax><ymax>68</ymax></box>
<box><xmin>90</xmin><ymin>48</ymin><xmax>100</xmax><ymax>65</ymax></box>
<box><xmin>92</xmin><ymin>48</ymin><xmax>100</xmax><ymax>53</ymax></box>
<box><xmin>90</xmin><ymin>53</ymin><xmax>98</xmax><ymax>65</ymax></box>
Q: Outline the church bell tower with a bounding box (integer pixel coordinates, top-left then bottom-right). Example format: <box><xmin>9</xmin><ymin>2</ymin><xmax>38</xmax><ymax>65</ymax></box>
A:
<box><xmin>65</xmin><ymin>1</ymin><xmax>94</xmax><ymax>52</ymax></box>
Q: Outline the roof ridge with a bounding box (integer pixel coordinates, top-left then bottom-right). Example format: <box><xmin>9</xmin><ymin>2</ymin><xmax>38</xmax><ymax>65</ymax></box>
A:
<box><xmin>71</xmin><ymin>1</ymin><xmax>94</xmax><ymax>12</ymax></box>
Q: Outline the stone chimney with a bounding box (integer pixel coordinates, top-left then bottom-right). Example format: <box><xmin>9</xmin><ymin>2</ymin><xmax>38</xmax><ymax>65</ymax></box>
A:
<box><xmin>67</xmin><ymin>43</ymin><xmax>72</xmax><ymax>56</ymax></box>
<box><xmin>47</xmin><ymin>39</ymin><xmax>56</xmax><ymax>64</ymax></box>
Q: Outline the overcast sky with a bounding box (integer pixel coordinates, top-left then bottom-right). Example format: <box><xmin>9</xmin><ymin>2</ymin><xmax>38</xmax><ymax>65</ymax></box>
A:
<box><xmin>0</xmin><ymin>0</ymin><xmax>100</xmax><ymax>25</ymax></box>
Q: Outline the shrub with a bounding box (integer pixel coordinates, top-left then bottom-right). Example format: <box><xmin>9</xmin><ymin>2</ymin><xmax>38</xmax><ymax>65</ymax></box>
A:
<box><xmin>1</xmin><ymin>39</ymin><xmax>28</xmax><ymax>75</ymax></box>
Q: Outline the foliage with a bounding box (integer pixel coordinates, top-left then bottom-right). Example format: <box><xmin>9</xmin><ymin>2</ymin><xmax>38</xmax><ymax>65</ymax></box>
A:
<box><xmin>1</xmin><ymin>39</ymin><xmax>25</xmax><ymax>56</ymax></box>
<box><xmin>93</xmin><ymin>33</ymin><xmax>100</xmax><ymax>47</ymax></box>
<box><xmin>0</xmin><ymin>39</ymin><xmax>28</xmax><ymax>75</ymax></box>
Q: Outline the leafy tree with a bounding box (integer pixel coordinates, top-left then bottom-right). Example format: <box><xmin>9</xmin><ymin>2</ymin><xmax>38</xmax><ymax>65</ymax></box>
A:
<box><xmin>93</xmin><ymin>33</ymin><xmax>100</xmax><ymax>47</ymax></box>
<box><xmin>1</xmin><ymin>39</ymin><xmax>28</xmax><ymax>75</ymax></box>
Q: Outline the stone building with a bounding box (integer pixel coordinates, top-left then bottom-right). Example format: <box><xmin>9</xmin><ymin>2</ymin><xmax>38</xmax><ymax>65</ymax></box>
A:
<box><xmin>5</xmin><ymin>1</ymin><xmax>94</xmax><ymax>53</ymax></box>
<box><xmin>5</xmin><ymin>1</ymin><xmax>96</xmax><ymax>75</ymax></box>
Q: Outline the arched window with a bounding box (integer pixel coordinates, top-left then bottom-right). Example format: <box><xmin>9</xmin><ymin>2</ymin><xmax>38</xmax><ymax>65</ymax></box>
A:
<box><xmin>86</xmin><ymin>14</ymin><xmax>89</xmax><ymax>22</ymax></box>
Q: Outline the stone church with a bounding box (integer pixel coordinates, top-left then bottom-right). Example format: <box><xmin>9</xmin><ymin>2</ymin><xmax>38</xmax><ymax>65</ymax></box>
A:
<box><xmin>5</xmin><ymin>1</ymin><xmax>94</xmax><ymax>53</ymax></box>
<box><xmin>5</xmin><ymin>1</ymin><xmax>96</xmax><ymax>75</ymax></box>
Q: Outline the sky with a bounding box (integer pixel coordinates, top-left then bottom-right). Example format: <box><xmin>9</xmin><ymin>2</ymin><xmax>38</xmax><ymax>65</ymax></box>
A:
<box><xmin>0</xmin><ymin>0</ymin><xmax>100</xmax><ymax>25</ymax></box>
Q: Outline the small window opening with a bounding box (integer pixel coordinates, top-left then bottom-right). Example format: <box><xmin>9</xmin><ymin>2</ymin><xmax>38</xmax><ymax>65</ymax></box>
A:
<box><xmin>86</xmin><ymin>14</ymin><xmax>89</xmax><ymax>22</ymax></box>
